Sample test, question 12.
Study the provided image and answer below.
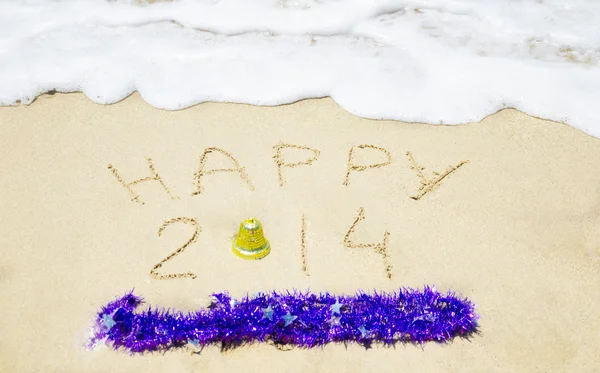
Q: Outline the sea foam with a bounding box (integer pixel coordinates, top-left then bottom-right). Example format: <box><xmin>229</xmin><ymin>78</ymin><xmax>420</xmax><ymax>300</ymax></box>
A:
<box><xmin>1</xmin><ymin>0</ymin><xmax>599</xmax><ymax>137</ymax></box>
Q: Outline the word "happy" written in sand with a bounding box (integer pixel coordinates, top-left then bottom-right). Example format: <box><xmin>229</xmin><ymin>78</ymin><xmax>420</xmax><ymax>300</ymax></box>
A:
<box><xmin>108</xmin><ymin>144</ymin><xmax>469</xmax><ymax>202</ymax></box>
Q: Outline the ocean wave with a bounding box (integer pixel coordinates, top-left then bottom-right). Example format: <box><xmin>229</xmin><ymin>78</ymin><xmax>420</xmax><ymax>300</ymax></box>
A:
<box><xmin>1</xmin><ymin>0</ymin><xmax>599</xmax><ymax>137</ymax></box>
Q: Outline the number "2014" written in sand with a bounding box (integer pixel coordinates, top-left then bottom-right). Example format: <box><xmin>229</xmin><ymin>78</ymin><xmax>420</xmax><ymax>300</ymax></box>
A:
<box><xmin>107</xmin><ymin>143</ymin><xmax>469</xmax><ymax>280</ymax></box>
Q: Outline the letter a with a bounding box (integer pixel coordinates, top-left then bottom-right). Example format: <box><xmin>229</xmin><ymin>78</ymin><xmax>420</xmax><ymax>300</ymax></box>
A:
<box><xmin>193</xmin><ymin>147</ymin><xmax>254</xmax><ymax>195</ymax></box>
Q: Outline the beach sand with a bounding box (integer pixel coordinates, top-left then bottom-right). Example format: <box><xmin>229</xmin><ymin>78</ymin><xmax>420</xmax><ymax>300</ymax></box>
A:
<box><xmin>1</xmin><ymin>93</ymin><xmax>599</xmax><ymax>372</ymax></box>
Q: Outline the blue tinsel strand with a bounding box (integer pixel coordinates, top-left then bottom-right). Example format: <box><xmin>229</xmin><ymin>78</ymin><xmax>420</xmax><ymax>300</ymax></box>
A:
<box><xmin>90</xmin><ymin>287</ymin><xmax>478</xmax><ymax>353</ymax></box>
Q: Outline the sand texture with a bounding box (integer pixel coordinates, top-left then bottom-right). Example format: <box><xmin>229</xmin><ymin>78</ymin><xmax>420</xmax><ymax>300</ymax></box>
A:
<box><xmin>1</xmin><ymin>93</ymin><xmax>599</xmax><ymax>372</ymax></box>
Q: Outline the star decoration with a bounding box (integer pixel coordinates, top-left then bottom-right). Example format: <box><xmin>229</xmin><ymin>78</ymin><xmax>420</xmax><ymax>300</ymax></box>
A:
<box><xmin>358</xmin><ymin>325</ymin><xmax>370</xmax><ymax>338</ymax></box>
<box><xmin>281</xmin><ymin>311</ymin><xmax>297</xmax><ymax>327</ymax></box>
<box><xmin>328</xmin><ymin>315</ymin><xmax>341</xmax><ymax>327</ymax></box>
<box><xmin>261</xmin><ymin>305</ymin><xmax>274</xmax><ymax>321</ymax></box>
<box><xmin>101</xmin><ymin>313</ymin><xmax>116</xmax><ymax>330</ymax></box>
<box><xmin>424</xmin><ymin>313</ymin><xmax>436</xmax><ymax>322</ymax></box>
<box><xmin>188</xmin><ymin>339</ymin><xmax>203</xmax><ymax>355</ymax></box>
<box><xmin>330</xmin><ymin>299</ymin><xmax>343</xmax><ymax>315</ymax></box>
<box><xmin>413</xmin><ymin>313</ymin><xmax>436</xmax><ymax>323</ymax></box>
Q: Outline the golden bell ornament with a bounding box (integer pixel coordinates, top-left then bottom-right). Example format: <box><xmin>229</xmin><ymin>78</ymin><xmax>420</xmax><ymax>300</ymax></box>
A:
<box><xmin>232</xmin><ymin>217</ymin><xmax>271</xmax><ymax>260</ymax></box>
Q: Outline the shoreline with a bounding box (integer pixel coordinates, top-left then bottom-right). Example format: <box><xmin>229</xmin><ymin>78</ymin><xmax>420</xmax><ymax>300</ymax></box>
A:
<box><xmin>9</xmin><ymin>91</ymin><xmax>593</xmax><ymax>140</ymax></box>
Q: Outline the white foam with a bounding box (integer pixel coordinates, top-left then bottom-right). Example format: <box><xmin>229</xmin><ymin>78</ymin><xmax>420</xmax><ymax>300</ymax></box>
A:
<box><xmin>1</xmin><ymin>0</ymin><xmax>599</xmax><ymax>137</ymax></box>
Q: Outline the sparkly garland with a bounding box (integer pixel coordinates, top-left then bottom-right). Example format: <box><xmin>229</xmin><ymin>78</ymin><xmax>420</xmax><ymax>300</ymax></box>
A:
<box><xmin>90</xmin><ymin>287</ymin><xmax>478</xmax><ymax>353</ymax></box>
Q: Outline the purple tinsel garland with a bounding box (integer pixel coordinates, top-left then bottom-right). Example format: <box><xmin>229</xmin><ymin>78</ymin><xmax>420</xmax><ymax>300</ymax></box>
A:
<box><xmin>90</xmin><ymin>287</ymin><xmax>478</xmax><ymax>353</ymax></box>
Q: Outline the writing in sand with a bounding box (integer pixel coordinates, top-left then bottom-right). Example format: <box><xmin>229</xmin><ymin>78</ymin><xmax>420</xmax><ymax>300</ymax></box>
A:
<box><xmin>107</xmin><ymin>143</ymin><xmax>469</xmax><ymax>280</ymax></box>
